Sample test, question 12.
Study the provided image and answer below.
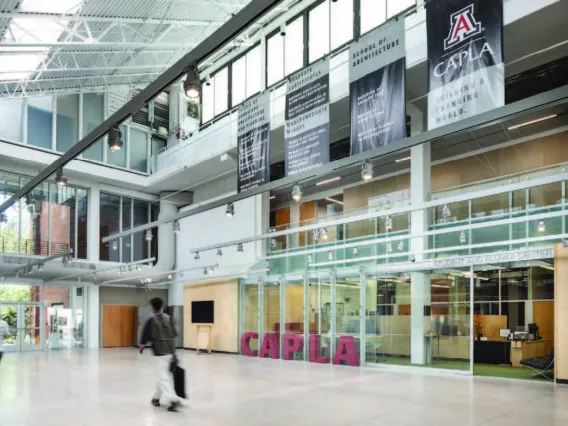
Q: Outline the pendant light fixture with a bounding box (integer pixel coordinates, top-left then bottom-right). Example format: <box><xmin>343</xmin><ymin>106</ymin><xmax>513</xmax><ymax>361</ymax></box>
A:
<box><xmin>111</xmin><ymin>240</ymin><xmax>118</xmax><ymax>251</ymax></box>
<box><xmin>0</xmin><ymin>211</ymin><xmax>7</xmax><ymax>224</ymax></box>
<box><xmin>173</xmin><ymin>220</ymin><xmax>181</xmax><ymax>234</ymax></box>
<box><xmin>460</xmin><ymin>230</ymin><xmax>467</xmax><ymax>244</ymax></box>
<box><xmin>55</xmin><ymin>169</ymin><xmax>67</xmax><ymax>186</ymax></box>
<box><xmin>353</xmin><ymin>247</ymin><xmax>359</xmax><ymax>257</ymax></box>
<box><xmin>308</xmin><ymin>254</ymin><xmax>313</xmax><ymax>264</ymax></box>
<box><xmin>361</xmin><ymin>161</ymin><xmax>374</xmax><ymax>182</ymax></box>
<box><xmin>320</xmin><ymin>228</ymin><xmax>328</xmax><ymax>240</ymax></box>
<box><xmin>184</xmin><ymin>66</ymin><xmax>201</xmax><ymax>99</ymax></box>
<box><xmin>237</xmin><ymin>243</ymin><xmax>244</xmax><ymax>253</ymax></box>
<box><xmin>328</xmin><ymin>251</ymin><xmax>333</xmax><ymax>261</ymax></box>
<box><xmin>385</xmin><ymin>215</ymin><xmax>393</xmax><ymax>232</ymax></box>
<box><xmin>442</xmin><ymin>204</ymin><xmax>452</xmax><ymax>219</ymax></box>
<box><xmin>292</xmin><ymin>184</ymin><xmax>302</xmax><ymax>202</ymax></box>
<box><xmin>194</xmin><ymin>252</ymin><xmax>200</xmax><ymax>260</ymax></box>
<box><xmin>145</xmin><ymin>229</ymin><xmax>153</xmax><ymax>242</ymax></box>
<box><xmin>398</xmin><ymin>240</ymin><xmax>405</xmax><ymax>251</ymax></box>
<box><xmin>226</xmin><ymin>203</ymin><xmax>234</xmax><ymax>217</ymax></box>
<box><xmin>108</xmin><ymin>126</ymin><xmax>123</xmax><ymax>152</ymax></box>
<box><xmin>538</xmin><ymin>220</ymin><xmax>546</xmax><ymax>233</ymax></box>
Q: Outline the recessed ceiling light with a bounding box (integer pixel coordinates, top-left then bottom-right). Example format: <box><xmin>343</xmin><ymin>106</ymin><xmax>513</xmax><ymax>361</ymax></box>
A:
<box><xmin>316</xmin><ymin>177</ymin><xmax>341</xmax><ymax>186</ymax></box>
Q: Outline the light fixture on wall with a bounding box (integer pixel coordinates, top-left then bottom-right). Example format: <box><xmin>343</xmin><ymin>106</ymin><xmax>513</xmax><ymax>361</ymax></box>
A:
<box><xmin>460</xmin><ymin>230</ymin><xmax>467</xmax><ymax>244</ymax></box>
<box><xmin>361</xmin><ymin>161</ymin><xmax>374</xmax><ymax>182</ymax></box>
<box><xmin>173</xmin><ymin>220</ymin><xmax>181</xmax><ymax>234</ymax></box>
<box><xmin>184</xmin><ymin>66</ymin><xmax>201</xmax><ymax>99</ymax></box>
<box><xmin>385</xmin><ymin>215</ymin><xmax>393</xmax><ymax>232</ymax></box>
<box><xmin>237</xmin><ymin>243</ymin><xmax>244</xmax><ymax>253</ymax></box>
<box><xmin>538</xmin><ymin>220</ymin><xmax>546</xmax><ymax>233</ymax></box>
<box><xmin>145</xmin><ymin>229</ymin><xmax>153</xmax><ymax>242</ymax></box>
<box><xmin>292</xmin><ymin>184</ymin><xmax>302</xmax><ymax>202</ymax></box>
<box><xmin>320</xmin><ymin>228</ymin><xmax>328</xmax><ymax>240</ymax></box>
<box><xmin>108</xmin><ymin>126</ymin><xmax>123</xmax><ymax>152</ymax></box>
<box><xmin>111</xmin><ymin>240</ymin><xmax>118</xmax><ymax>251</ymax></box>
<box><xmin>226</xmin><ymin>203</ymin><xmax>234</xmax><ymax>217</ymax></box>
<box><xmin>442</xmin><ymin>204</ymin><xmax>452</xmax><ymax>219</ymax></box>
<box><xmin>194</xmin><ymin>252</ymin><xmax>200</xmax><ymax>260</ymax></box>
<box><xmin>353</xmin><ymin>247</ymin><xmax>359</xmax><ymax>257</ymax></box>
<box><xmin>328</xmin><ymin>251</ymin><xmax>333</xmax><ymax>260</ymax></box>
<box><xmin>280</xmin><ymin>23</ymin><xmax>286</xmax><ymax>36</ymax></box>
<box><xmin>55</xmin><ymin>169</ymin><xmax>67</xmax><ymax>186</ymax></box>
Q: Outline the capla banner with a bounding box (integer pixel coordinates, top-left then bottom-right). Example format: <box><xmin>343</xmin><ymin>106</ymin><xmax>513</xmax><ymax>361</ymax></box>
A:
<box><xmin>427</xmin><ymin>0</ymin><xmax>504</xmax><ymax>130</ymax></box>
<box><xmin>349</xmin><ymin>19</ymin><xmax>406</xmax><ymax>156</ymax></box>
<box><xmin>285</xmin><ymin>58</ymin><xmax>330</xmax><ymax>176</ymax></box>
<box><xmin>237</xmin><ymin>92</ymin><xmax>270</xmax><ymax>193</ymax></box>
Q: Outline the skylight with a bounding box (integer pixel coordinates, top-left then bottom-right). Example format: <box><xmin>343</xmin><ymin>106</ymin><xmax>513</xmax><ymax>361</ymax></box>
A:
<box><xmin>19</xmin><ymin>0</ymin><xmax>84</xmax><ymax>14</ymax></box>
<box><xmin>0</xmin><ymin>53</ymin><xmax>47</xmax><ymax>81</ymax></box>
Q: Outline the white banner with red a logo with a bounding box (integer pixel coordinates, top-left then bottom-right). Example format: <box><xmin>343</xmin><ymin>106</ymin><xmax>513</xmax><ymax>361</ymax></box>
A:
<box><xmin>427</xmin><ymin>0</ymin><xmax>504</xmax><ymax>130</ymax></box>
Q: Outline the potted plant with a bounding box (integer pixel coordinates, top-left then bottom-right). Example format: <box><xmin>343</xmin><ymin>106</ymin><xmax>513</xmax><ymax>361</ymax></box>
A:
<box><xmin>474</xmin><ymin>315</ymin><xmax>484</xmax><ymax>341</ymax></box>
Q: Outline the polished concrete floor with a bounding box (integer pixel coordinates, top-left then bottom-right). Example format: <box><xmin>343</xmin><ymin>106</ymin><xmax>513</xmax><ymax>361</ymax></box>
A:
<box><xmin>0</xmin><ymin>348</ymin><xmax>567</xmax><ymax>426</ymax></box>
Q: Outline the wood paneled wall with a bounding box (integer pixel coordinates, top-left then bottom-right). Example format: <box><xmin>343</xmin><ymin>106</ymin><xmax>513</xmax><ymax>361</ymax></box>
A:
<box><xmin>555</xmin><ymin>244</ymin><xmax>568</xmax><ymax>381</ymax></box>
<box><xmin>102</xmin><ymin>305</ymin><xmax>137</xmax><ymax>347</ymax></box>
<box><xmin>533</xmin><ymin>301</ymin><xmax>554</xmax><ymax>353</ymax></box>
<box><xmin>183</xmin><ymin>279</ymin><xmax>239</xmax><ymax>353</ymax></box>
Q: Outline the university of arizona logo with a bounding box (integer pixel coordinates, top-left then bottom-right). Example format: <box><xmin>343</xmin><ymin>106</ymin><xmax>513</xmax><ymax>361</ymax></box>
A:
<box><xmin>444</xmin><ymin>4</ymin><xmax>482</xmax><ymax>50</ymax></box>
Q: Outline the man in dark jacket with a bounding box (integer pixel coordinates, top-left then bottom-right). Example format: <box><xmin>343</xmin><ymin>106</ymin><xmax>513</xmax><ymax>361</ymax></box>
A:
<box><xmin>139</xmin><ymin>297</ymin><xmax>180</xmax><ymax>412</ymax></box>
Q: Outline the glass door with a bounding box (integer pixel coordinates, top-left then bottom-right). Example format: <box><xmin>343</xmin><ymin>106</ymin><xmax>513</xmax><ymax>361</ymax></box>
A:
<box><xmin>0</xmin><ymin>303</ymin><xmax>43</xmax><ymax>352</ymax></box>
<box><xmin>308</xmin><ymin>275</ymin><xmax>332</xmax><ymax>363</ymax></box>
<box><xmin>283</xmin><ymin>279</ymin><xmax>305</xmax><ymax>361</ymax></box>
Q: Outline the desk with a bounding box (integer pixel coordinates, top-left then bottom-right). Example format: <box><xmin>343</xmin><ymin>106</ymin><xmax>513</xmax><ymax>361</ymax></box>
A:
<box><xmin>474</xmin><ymin>340</ymin><xmax>511</xmax><ymax>365</ymax></box>
<box><xmin>510</xmin><ymin>340</ymin><xmax>547</xmax><ymax>367</ymax></box>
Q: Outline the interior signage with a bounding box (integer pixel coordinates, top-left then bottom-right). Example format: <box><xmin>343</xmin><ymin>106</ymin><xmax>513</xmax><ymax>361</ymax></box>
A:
<box><xmin>240</xmin><ymin>332</ymin><xmax>360</xmax><ymax>367</ymax></box>
<box><xmin>427</xmin><ymin>0</ymin><xmax>504</xmax><ymax>129</ymax></box>
<box><xmin>349</xmin><ymin>19</ymin><xmax>406</xmax><ymax>155</ymax></box>
<box><xmin>285</xmin><ymin>58</ymin><xmax>330</xmax><ymax>176</ymax></box>
<box><xmin>433</xmin><ymin>248</ymin><xmax>554</xmax><ymax>269</ymax></box>
<box><xmin>237</xmin><ymin>92</ymin><xmax>271</xmax><ymax>193</ymax></box>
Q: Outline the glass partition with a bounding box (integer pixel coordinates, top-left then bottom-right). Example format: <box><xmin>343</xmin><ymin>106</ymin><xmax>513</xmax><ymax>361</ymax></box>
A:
<box><xmin>27</xmin><ymin>96</ymin><xmax>53</xmax><ymax>149</ymax></box>
<box><xmin>56</xmin><ymin>94</ymin><xmax>80</xmax><ymax>153</ymax></box>
<box><xmin>308</xmin><ymin>275</ymin><xmax>332</xmax><ymax>364</ymax></box>
<box><xmin>262</xmin><ymin>281</ymin><xmax>280</xmax><ymax>359</ymax></box>
<box><xmin>283</xmin><ymin>278</ymin><xmax>305</xmax><ymax>361</ymax></box>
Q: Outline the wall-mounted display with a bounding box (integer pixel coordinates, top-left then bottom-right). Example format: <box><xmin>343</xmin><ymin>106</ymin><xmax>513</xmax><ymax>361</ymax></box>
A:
<box><xmin>427</xmin><ymin>0</ymin><xmax>504</xmax><ymax>129</ymax></box>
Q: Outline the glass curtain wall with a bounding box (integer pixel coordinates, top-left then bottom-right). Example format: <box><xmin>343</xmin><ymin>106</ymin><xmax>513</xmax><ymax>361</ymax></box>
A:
<box><xmin>27</xmin><ymin>96</ymin><xmax>53</xmax><ymax>149</ymax></box>
<box><xmin>56</xmin><ymin>94</ymin><xmax>80</xmax><ymax>152</ymax></box>
<box><xmin>82</xmin><ymin>92</ymin><xmax>105</xmax><ymax>161</ymax></box>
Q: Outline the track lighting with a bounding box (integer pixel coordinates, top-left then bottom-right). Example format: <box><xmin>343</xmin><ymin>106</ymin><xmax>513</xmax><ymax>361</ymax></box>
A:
<box><xmin>292</xmin><ymin>184</ymin><xmax>302</xmax><ymax>202</ymax></box>
<box><xmin>136</xmin><ymin>264</ymin><xmax>142</xmax><ymax>271</ymax></box>
<box><xmin>55</xmin><ymin>169</ymin><xmax>67</xmax><ymax>186</ymax></box>
<box><xmin>168</xmin><ymin>274</ymin><xmax>173</xmax><ymax>280</ymax></box>
<box><xmin>313</xmin><ymin>228</ymin><xmax>320</xmax><ymax>242</ymax></box>
<box><xmin>320</xmin><ymin>228</ymin><xmax>328</xmax><ymax>241</ymax></box>
<box><xmin>108</xmin><ymin>126</ymin><xmax>123</xmax><ymax>152</ymax></box>
<box><xmin>460</xmin><ymin>231</ymin><xmax>467</xmax><ymax>244</ymax></box>
<box><xmin>398</xmin><ymin>240</ymin><xmax>405</xmax><ymax>251</ymax></box>
<box><xmin>237</xmin><ymin>243</ymin><xmax>244</xmax><ymax>253</ymax></box>
<box><xmin>226</xmin><ymin>203</ymin><xmax>234</xmax><ymax>217</ymax></box>
<box><xmin>173</xmin><ymin>220</ymin><xmax>181</xmax><ymax>234</ymax></box>
<box><xmin>270</xmin><ymin>238</ymin><xmax>277</xmax><ymax>250</ymax></box>
<box><xmin>205</xmin><ymin>75</ymin><xmax>211</xmax><ymax>86</ymax></box>
<box><xmin>387</xmin><ymin>242</ymin><xmax>392</xmax><ymax>253</ymax></box>
<box><xmin>62</xmin><ymin>254</ymin><xmax>70</xmax><ymax>266</ymax></box>
<box><xmin>37</xmin><ymin>263</ymin><xmax>44</xmax><ymax>271</ymax></box>
<box><xmin>208</xmin><ymin>267</ymin><xmax>214</xmax><ymax>275</ymax></box>
<box><xmin>280</xmin><ymin>23</ymin><xmax>286</xmax><ymax>36</ymax></box>
<box><xmin>184</xmin><ymin>66</ymin><xmax>201</xmax><ymax>99</ymax></box>
<box><xmin>538</xmin><ymin>220</ymin><xmax>546</xmax><ymax>233</ymax></box>
<box><xmin>308</xmin><ymin>254</ymin><xmax>313</xmax><ymax>264</ymax></box>
<box><xmin>217</xmin><ymin>249</ymin><xmax>223</xmax><ymax>257</ymax></box>
<box><xmin>111</xmin><ymin>240</ymin><xmax>118</xmax><ymax>251</ymax></box>
<box><xmin>0</xmin><ymin>212</ymin><xmax>7</xmax><ymax>224</ymax></box>
<box><xmin>194</xmin><ymin>252</ymin><xmax>200</xmax><ymax>260</ymax></box>
<box><xmin>203</xmin><ymin>268</ymin><xmax>208</xmax><ymax>275</ymax></box>
<box><xmin>442</xmin><ymin>204</ymin><xmax>451</xmax><ymax>219</ymax></box>
<box><xmin>353</xmin><ymin>247</ymin><xmax>359</xmax><ymax>257</ymax></box>
<box><xmin>385</xmin><ymin>215</ymin><xmax>393</xmax><ymax>232</ymax></box>
<box><xmin>328</xmin><ymin>251</ymin><xmax>333</xmax><ymax>260</ymax></box>
<box><xmin>145</xmin><ymin>229</ymin><xmax>153</xmax><ymax>242</ymax></box>
<box><xmin>361</xmin><ymin>161</ymin><xmax>374</xmax><ymax>182</ymax></box>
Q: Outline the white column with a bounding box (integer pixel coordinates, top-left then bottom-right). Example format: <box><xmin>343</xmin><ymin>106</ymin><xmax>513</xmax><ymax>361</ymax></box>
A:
<box><xmin>87</xmin><ymin>183</ymin><xmax>100</xmax><ymax>263</ymax></box>
<box><xmin>289</xmin><ymin>202</ymin><xmax>301</xmax><ymax>248</ymax></box>
<box><xmin>87</xmin><ymin>284</ymin><xmax>100</xmax><ymax>349</ymax></box>
<box><xmin>410</xmin><ymin>142</ymin><xmax>432</xmax><ymax>365</ymax></box>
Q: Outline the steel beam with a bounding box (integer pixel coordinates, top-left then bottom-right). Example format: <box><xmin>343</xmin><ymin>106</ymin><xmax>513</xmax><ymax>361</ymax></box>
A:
<box><xmin>0</xmin><ymin>0</ymin><xmax>286</xmax><ymax>215</ymax></box>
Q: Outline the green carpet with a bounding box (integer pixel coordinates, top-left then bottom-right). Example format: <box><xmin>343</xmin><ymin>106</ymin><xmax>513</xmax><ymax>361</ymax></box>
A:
<box><xmin>375</xmin><ymin>357</ymin><xmax>470</xmax><ymax>371</ymax></box>
<box><xmin>474</xmin><ymin>364</ymin><xmax>552</xmax><ymax>382</ymax></box>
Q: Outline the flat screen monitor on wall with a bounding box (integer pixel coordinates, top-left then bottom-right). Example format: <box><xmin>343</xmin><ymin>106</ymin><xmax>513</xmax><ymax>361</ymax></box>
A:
<box><xmin>191</xmin><ymin>301</ymin><xmax>214</xmax><ymax>324</ymax></box>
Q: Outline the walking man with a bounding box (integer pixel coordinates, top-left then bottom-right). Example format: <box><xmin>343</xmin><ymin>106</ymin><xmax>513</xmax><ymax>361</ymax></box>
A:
<box><xmin>0</xmin><ymin>317</ymin><xmax>11</xmax><ymax>365</ymax></box>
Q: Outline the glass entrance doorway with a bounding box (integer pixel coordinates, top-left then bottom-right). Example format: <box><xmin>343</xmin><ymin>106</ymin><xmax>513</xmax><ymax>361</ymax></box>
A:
<box><xmin>0</xmin><ymin>303</ymin><xmax>44</xmax><ymax>352</ymax></box>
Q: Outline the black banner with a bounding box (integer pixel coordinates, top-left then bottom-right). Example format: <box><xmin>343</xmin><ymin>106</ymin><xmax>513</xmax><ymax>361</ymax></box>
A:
<box><xmin>237</xmin><ymin>92</ymin><xmax>270</xmax><ymax>193</ymax></box>
<box><xmin>285</xmin><ymin>59</ymin><xmax>330</xmax><ymax>176</ymax></box>
<box><xmin>427</xmin><ymin>0</ymin><xmax>504</xmax><ymax>129</ymax></box>
<box><xmin>349</xmin><ymin>20</ymin><xmax>406</xmax><ymax>156</ymax></box>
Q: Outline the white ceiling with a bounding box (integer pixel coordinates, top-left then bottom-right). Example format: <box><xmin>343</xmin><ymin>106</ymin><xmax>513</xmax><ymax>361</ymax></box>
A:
<box><xmin>0</xmin><ymin>0</ymin><xmax>255</xmax><ymax>98</ymax></box>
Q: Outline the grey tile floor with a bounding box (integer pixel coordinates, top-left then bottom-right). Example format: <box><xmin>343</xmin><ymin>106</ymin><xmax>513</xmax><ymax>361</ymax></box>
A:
<box><xmin>0</xmin><ymin>348</ymin><xmax>567</xmax><ymax>426</ymax></box>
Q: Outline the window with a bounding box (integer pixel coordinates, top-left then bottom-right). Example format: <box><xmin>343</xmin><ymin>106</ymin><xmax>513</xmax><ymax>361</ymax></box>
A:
<box><xmin>122</xmin><ymin>197</ymin><xmax>132</xmax><ymax>263</ymax></box>
<box><xmin>267</xmin><ymin>32</ymin><xmax>284</xmax><ymax>86</ymax></box>
<box><xmin>387</xmin><ymin>0</ymin><xmax>415</xmax><ymax>19</ymax></box>
<box><xmin>133</xmin><ymin>199</ymin><xmax>149</xmax><ymax>262</ymax></box>
<box><xmin>285</xmin><ymin>16</ymin><xmax>304</xmax><ymax>76</ymax></box>
<box><xmin>76</xmin><ymin>189</ymin><xmax>88</xmax><ymax>259</ymax></box>
<box><xmin>201</xmin><ymin>67</ymin><xmax>229</xmax><ymax>123</ymax></box>
<box><xmin>56</xmin><ymin>94</ymin><xmax>79</xmax><ymax>153</ymax></box>
<box><xmin>309</xmin><ymin>2</ymin><xmax>329</xmax><ymax>62</ymax></box>
<box><xmin>330</xmin><ymin>0</ymin><xmax>353</xmax><ymax>50</ymax></box>
<box><xmin>0</xmin><ymin>99</ymin><xmax>24</xmax><ymax>142</ymax></box>
<box><xmin>107</xmin><ymin>124</ymin><xmax>127</xmax><ymax>168</ymax></box>
<box><xmin>99</xmin><ymin>193</ymin><xmax>121</xmax><ymax>262</ymax></box>
<box><xmin>49</xmin><ymin>184</ymin><xmax>76</xmax><ymax>256</ymax></box>
<box><xmin>82</xmin><ymin>93</ymin><xmax>104</xmax><ymax>162</ymax></box>
<box><xmin>360</xmin><ymin>0</ymin><xmax>386</xmax><ymax>35</ymax></box>
<box><xmin>129</xmin><ymin>128</ymin><xmax>148</xmax><ymax>173</ymax></box>
<box><xmin>232</xmin><ymin>45</ymin><xmax>262</xmax><ymax>107</ymax></box>
<box><xmin>27</xmin><ymin>96</ymin><xmax>53</xmax><ymax>149</ymax></box>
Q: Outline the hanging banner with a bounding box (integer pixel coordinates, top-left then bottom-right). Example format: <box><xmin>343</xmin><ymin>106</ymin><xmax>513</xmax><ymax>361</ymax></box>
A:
<box><xmin>427</xmin><ymin>0</ymin><xmax>504</xmax><ymax>130</ymax></box>
<box><xmin>285</xmin><ymin>58</ymin><xmax>330</xmax><ymax>176</ymax></box>
<box><xmin>349</xmin><ymin>20</ymin><xmax>406</xmax><ymax>156</ymax></box>
<box><xmin>237</xmin><ymin>92</ymin><xmax>270</xmax><ymax>193</ymax></box>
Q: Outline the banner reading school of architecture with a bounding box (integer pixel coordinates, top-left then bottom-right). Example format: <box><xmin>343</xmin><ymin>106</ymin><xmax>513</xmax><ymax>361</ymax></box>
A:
<box><xmin>285</xmin><ymin>58</ymin><xmax>330</xmax><ymax>176</ymax></box>
<box><xmin>237</xmin><ymin>92</ymin><xmax>270</xmax><ymax>193</ymax></box>
<box><xmin>349</xmin><ymin>19</ymin><xmax>406</xmax><ymax>156</ymax></box>
<box><xmin>427</xmin><ymin>0</ymin><xmax>504</xmax><ymax>130</ymax></box>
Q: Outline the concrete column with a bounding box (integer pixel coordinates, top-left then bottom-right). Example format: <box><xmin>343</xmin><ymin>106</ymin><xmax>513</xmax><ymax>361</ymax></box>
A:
<box><xmin>410</xmin><ymin>142</ymin><xmax>432</xmax><ymax>365</ymax></box>
<box><xmin>289</xmin><ymin>202</ymin><xmax>301</xmax><ymax>248</ymax></box>
<box><xmin>87</xmin><ymin>284</ymin><xmax>100</xmax><ymax>349</ymax></box>
<box><xmin>87</xmin><ymin>184</ymin><xmax>100</xmax><ymax>263</ymax></box>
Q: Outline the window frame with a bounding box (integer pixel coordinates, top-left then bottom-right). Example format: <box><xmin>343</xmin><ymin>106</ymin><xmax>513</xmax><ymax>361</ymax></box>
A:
<box><xmin>230</xmin><ymin>41</ymin><xmax>263</xmax><ymax>110</ymax></box>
